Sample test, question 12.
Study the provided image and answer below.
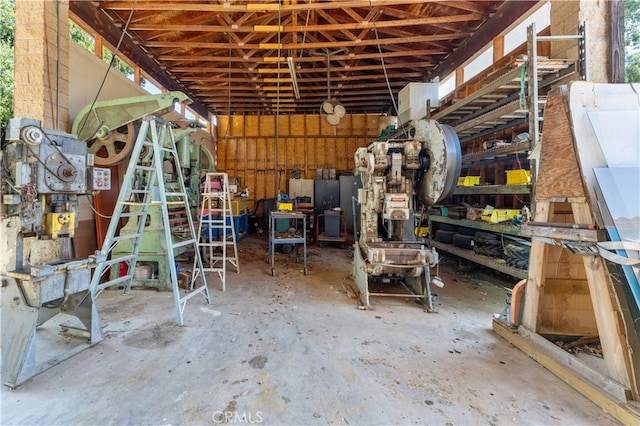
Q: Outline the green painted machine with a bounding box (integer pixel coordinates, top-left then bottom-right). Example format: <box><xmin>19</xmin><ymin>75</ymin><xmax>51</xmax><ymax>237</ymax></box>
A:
<box><xmin>72</xmin><ymin>93</ymin><xmax>216</xmax><ymax>291</ymax></box>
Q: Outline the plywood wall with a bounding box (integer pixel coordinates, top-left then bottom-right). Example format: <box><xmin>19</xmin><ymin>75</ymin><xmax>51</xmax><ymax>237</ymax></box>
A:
<box><xmin>216</xmin><ymin>114</ymin><xmax>383</xmax><ymax>201</ymax></box>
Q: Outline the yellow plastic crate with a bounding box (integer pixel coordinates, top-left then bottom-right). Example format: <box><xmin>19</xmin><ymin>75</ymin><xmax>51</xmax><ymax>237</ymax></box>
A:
<box><xmin>506</xmin><ymin>169</ymin><xmax>530</xmax><ymax>185</ymax></box>
<box><xmin>481</xmin><ymin>209</ymin><xmax>519</xmax><ymax>223</ymax></box>
<box><xmin>277</xmin><ymin>202</ymin><xmax>293</xmax><ymax>211</ymax></box>
<box><xmin>414</xmin><ymin>226</ymin><xmax>429</xmax><ymax>238</ymax></box>
<box><xmin>457</xmin><ymin>176</ymin><xmax>481</xmax><ymax>186</ymax></box>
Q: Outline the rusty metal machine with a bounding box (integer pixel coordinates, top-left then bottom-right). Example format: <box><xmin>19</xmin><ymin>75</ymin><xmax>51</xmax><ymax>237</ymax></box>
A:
<box><xmin>352</xmin><ymin>119</ymin><xmax>461</xmax><ymax>311</ymax></box>
<box><xmin>0</xmin><ymin>118</ymin><xmax>111</xmax><ymax>388</ymax></box>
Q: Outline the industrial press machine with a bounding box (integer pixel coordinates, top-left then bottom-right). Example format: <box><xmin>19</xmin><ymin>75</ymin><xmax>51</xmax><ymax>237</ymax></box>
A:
<box><xmin>71</xmin><ymin>92</ymin><xmax>216</xmax><ymax>291</ymax></box>
<box><xmin>352</xmin><ymin>119</ymin><xmax>461</xmax><ymax>310</ymax></box>
<box><xmin>0</xmin><ymin>118</ymin><xmax>111</xmax><ymax>388</ymax></box>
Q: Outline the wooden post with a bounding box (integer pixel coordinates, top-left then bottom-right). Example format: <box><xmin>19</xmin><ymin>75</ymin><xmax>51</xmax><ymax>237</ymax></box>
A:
<box><xmin>572</xmin><ymin>202</ymin><xmax>632</xmax><ymax>388</ymax></box>
<box><xmin>521</xmin><ymin>200</ymin><xmax>550</xmax><ymax>330</ymax></box>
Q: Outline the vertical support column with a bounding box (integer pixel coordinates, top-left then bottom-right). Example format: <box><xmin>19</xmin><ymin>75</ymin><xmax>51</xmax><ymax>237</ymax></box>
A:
<box><xmin>14</xmin><ymin>0</ymin><xmax>70</xmax><ymax>129</ymax></box>
<box><xmin>455</xmin><ymin>67</ymin><xmax>464</xmax><ymax>90</ymax></box>
<box><xmin>521</xmin><ymin>200</ymin><xmax>551</xmax><ymax>331</ymax></box>
<box><xmin>493</xmin><ymin>35</ymin><xmax>505</xmax><ymax>63</ymax></box>
<box><xmin>550</xmin><ymin>0</ymin><xmax>610</xmax><ymax>82</ymax></box>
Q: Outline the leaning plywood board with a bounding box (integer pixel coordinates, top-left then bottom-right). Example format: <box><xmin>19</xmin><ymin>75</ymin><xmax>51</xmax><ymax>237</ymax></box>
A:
<box><xmin>536</xmin><ymin>85</ymin><xmax>586</xmax><ymax>201</ymax></box>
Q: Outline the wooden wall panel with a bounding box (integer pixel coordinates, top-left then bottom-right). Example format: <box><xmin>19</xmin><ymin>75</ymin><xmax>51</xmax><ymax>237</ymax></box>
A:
<box><xmin>352</xmin><ymin>114</ymin><xmax>365</xmax><ymax>132</ymax></box>
<box><xmin>336</xmin><ymin>115</ymin><xmax>352</xmax><ymax>136</ymax></box>
<box><xmin>231</xmin><ymin>116</ymin><xmax>244</xmax><ymax>137</ymax></box>
<box><xmin>319</xmin><ymin>117</ymin><xmax>334</xmax><ymax>136</ymax></box>
<box><xmin>244</xmin><ymin>116</ymin><xmax>259</xmax><ymax>137</ymax></box>
<box><xmin>266</xmin><ymin>137</ymin><xmax>276</xmax><ymax>170</ymax></box>
<box><xmin>216</xmin><ymin>116</ymin><xmax>230</xmax><ymax>138</ymax></box>
<box><xmin>315</xmin><ymin>137</ymin><xmax>326</xmax><ymax>169</ymax></box>
<box><xmin>290</xmin><ymin>116</ymin><xmax>305</xmax><ymax>136</ymax></box>
<box><xmin>367</xmin><ymin>115</ymin><xmax>381</xmax><ymax>135</ymax></box>
<box><xmin>286</xmin><ymin>137</ymin><xmax>296</xmax><ymax>170</ymax></box>
<box><xmin>244</xmin><ymin>170</ymin><xmax>255</xmax><ymax>196</ymax></box>
<box><xmin>255</xmin><ymin>170</ymin><xmax>266</xmax><ymax>201</ymax></box>
<box><xmin>259</xmin><ymin>115</ymin><xmax>276</xmax><ymax>137</ymax></box>
<box><xmin>226</xmin><ymin>138</ymin><xmax>237</xmax><ymax>172</ymax></box>
<box><xmin>236</xmin><ymin>138</ymin><xmax>247</xmax><ymax>174</ymax></box>
<box><xmin>306</xmin><ymin>115</ymin><xmax>320</xmax><ymax>136</ymax></box>
<box><xmin>215</xmin><ymin>113</ymin><xmax>381</xmax><ymax>202</ymax></box>
<box><xmin>276</xmin><ymin>138</ymin><xmax>286</xmax><ymax>169</ymax></box>
<box><xmin>306</xmin><ymin>137</ymin><xmax>317</xmax><ymax>175</ymax></box>
<box><xmin>337</xmin><ymin>137</ymin><xmax>348</xmax><ymax>171</ymax></box>
<box><xmin>257</xmin><ymin>138</ymin><xmax>267</xmax><ymax>171</ymax></box>
<box><xmin>328</xmin><ymin>137</ymin><xmax>339</xmax><ymax>169</ymax></box>
<box><xmin>246</xmin><ymin>138</ymin><xmax>257</xmax><ymax>171</ymax></box>
<box><xmin>295</xmin><ymin>137</ymin><xmax>306</xmax><ymax>174</ymax></box>
<box><xmin>277</xmin><ymin>115</ymin><xmax>290</xmax><ymax>137</ymax></box>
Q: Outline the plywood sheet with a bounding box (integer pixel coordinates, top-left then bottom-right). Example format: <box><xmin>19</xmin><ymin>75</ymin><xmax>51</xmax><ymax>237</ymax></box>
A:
<box><xmin>336</xmin><ymin>115</ymin><xmax>352</xmax><ymax>136</ymax></box>
<box><xmin>289</xmin><ymin>115</ymin><xmax>306</xmax><ymax>136</ymax></box>
<box><xmin>277</xmin><ymin>115</ymin><xmax>290</xmax><ymax>137</ymax></box>
<box><xmin>266</xmin><ymin>137</ymin><xmax>276</xmax><ymax>170</ymax></box>
<box><xmin>244</xmin><ymin>170</ymin><xmax>256</xmax><ymax>198</ymax></box>
<box><xmin>257</xmin><ymin>138</ymin><xmax>267</xmax><ymax>171</ymax></box>
<box><xmin>546</xmin><ymin>245</ymin><xmax>587</xmax><ymax>280</ymax></box>
<box><xmin>246</xmin><ymin>138</ymin><xmax>257</xmax><ymax>171</ymax></box>
<box><xmin>231</xmin><ymin>116</ymin><xmax>244</xmax><ymax>137</ymax></box>
<box><xmin>305</xmin><ymin>137</ymin><xmax>316</xmax><ymax>173</ymax></box>
<box><xmin>259</xmin><ymin>115</ymin><xmax>276</xmax><ymax>137</ymax></box>
<box><xmin>255</xmin><ymin>170</ymin><xmax>267</xmax><ymax>201</ymax></box>
<box><xmin>216</xmin><ymin>116</ymin><xmax>231</xmax><ymax>138</ymax></box>
<box><xmin>536</xmin><ymin>86</ymin><xmax>585</xmax><ymax>200</ymax></box>
<box><xmin>315</xmin><ymin>137</ymin><xmax>326</xmax><ymax>169</ymax></box>
<box><xmin>294</xmin><ymin>137</ymin><xmax>305</xmax><ymax>173</ymax></box>
<box><xmin>306</xmin><ymin>115</ymin><xmax>320</xmax><ymax>136</ymax></box>
<box><xmin>286</xmin><ymin>137</ymin><xmax>296</xmax><ymax>170</ymax></box>
<box><xmin>236</xmin><ymin>138</ymin><xmax>247</xmax><ymax>170</ymax></box>
<box><xmin>319</xmin><ymin>116</ymin><xmax>336</xmax><ymax>136</ymax></box>
<box><xmin>539</xmin><ymin>278</ymin><xmax>598</xmax><ymax>336</ymax></box>
<box><xmin>352</xmin><ymin>114</ymin><xmax>366</xmax><ymax>132</ymax></box>
<box><xmin>245</xmin><ymin>115</ymin><xmax>259</xmax><ymax>137</ymax></box>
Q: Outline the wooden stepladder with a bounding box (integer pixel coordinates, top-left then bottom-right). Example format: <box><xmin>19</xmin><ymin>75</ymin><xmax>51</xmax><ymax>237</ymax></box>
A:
<box><xmin>90</xmin><ymin>116</ymin><xmax>210</xmax><ymax>325</ymax></box>
<box><xmin>192</xmin><ymin>173</ymin><xmax>240</xmax><ymax>291</ymax></box>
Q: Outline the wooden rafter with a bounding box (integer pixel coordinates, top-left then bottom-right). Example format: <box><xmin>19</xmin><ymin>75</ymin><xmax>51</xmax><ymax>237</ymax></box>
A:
<box><xmin>70</xmin><ymin>0</ymin><xmax>540</xmax><ymax>115</ymax></box>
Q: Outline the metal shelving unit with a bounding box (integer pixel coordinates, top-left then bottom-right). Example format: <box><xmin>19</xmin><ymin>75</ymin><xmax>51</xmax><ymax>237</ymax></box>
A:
<box><xmin>427</xmin><ymin>23</ymin><xmax>588</xmax><ymax>278</ymax></box>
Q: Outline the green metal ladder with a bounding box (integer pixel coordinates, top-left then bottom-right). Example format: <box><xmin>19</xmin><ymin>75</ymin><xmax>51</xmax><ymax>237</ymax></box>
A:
<box><xmin>192</xmin><ymin>172</ymin><xmax>240</xmax><ymax>292</ymax></box>
<box><xmin>89</xmin><ymin>116</ymin><xmax>210</xmax><ymax>325</ymax></box>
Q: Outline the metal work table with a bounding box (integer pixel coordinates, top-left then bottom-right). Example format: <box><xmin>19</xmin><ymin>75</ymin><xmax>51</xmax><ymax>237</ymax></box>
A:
<box><xmin>269</xmin><ymin>211</ymin><xmax>307</xmax><ymax>276</ymax></box>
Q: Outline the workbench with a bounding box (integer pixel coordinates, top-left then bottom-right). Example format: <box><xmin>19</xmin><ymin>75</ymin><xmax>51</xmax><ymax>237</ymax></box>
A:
<box><xmin>269</xmin><ymin>211</ymin><xmax>307</xmax><ymax>276</ymax></box>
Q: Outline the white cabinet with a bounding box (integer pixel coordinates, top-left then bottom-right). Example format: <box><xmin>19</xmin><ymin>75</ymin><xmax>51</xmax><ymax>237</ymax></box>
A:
<box><xmin>289</xmin><ymin>178</ymin><xmax>314</xmax><ymax>203</ymax></box>
<box><xmin>397</xmin><ymin>82</ymin><xmax>439</xmax><ymax>125</ymax></box>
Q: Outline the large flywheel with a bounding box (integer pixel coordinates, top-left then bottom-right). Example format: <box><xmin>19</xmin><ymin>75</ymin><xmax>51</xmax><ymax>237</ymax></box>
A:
<box><xmin>72</xmin><ymin>91</ymin><xmax>192</xmax><ymax>166</ymax></box>
<box><xmin>414</xmin><ymin>119</ymin><xmax>462</xmax><ymax>206</ymax></box>
<box><xmin>86</xmin><ymin>122</ymin><xmax>138</xmax><ymax>166</ymax></box>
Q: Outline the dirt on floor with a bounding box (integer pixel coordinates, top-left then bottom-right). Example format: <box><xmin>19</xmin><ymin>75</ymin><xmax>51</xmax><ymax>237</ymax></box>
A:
<box><xmin>0</xmin><ymin>234</ymin><xmax>619</xmax><ymax>425</ymax></box>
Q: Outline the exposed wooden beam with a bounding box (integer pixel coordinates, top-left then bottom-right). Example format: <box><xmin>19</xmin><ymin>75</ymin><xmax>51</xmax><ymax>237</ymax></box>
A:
<box><xmin>158</xmin><ymin>49</ymin><xmax>447</xmax><ymax>63</ymax></box>
<box><xmin>144</xmin><ymin>32</ymin><xmax>467</xmax><ymax>50</ymax></box>
<box><xmin>171</xmin><ymin>61</ymin><xmax>434</xmax><ymax>74</ymax></box>
<box><xmin>101</xmin><ymin>0</ymin><xmax>440</xmax><ymax>13</ymax></box>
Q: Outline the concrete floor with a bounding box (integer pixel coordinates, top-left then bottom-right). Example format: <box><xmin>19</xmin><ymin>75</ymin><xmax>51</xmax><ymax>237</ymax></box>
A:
<box><xmin>1</xmin><ymin>235</ymin><xmax>618</xmax><ymax>425</ymax></box>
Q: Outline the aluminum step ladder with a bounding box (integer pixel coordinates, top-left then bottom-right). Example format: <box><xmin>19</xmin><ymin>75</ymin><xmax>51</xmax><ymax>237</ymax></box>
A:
<box><xmin>89</xmin><ymin>116</ymin><xmax>210</xmax><ymax>325</ymax></box>
<box><xmin>192</xmin><ymin>172</ymin><xmax>240</xmax><ymax>291</ymax></box>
